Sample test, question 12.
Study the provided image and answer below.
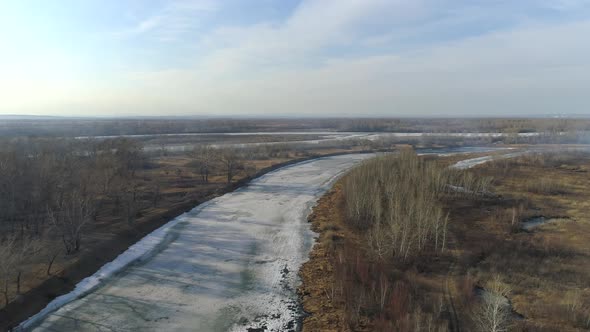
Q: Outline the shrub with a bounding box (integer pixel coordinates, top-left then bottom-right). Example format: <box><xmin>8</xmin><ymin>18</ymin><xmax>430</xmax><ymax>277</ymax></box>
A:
<box><xmin>525</xmin><ymin>178</ymin><xmax>569</xmax><ymax>195</ymax></box>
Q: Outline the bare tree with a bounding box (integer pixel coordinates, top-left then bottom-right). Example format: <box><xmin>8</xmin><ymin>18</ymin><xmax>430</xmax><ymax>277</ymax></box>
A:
<box><xmin>218</xmin><ymin>148</ymin><xmax>243</xmax><ymax>183</ymax></box>
<box><xmin>377</xmin><ymin>272</ymin><xmax>390</xmax><ymax>311</ymax></box>
<box><xmin>366</xmin><ymin>224</ymin><xmax>392</xmax><ymax>259</ymax></box>
<box><xmin>151</xmin><ymin>181</ymin><xmax>162</xmax><ymax>207</ymax></box>
<box><xmin>0</xmin><ymin>137</ymin><xmax>148</xmax><ymax>304</ymax></box>
<box><xmin>342</xmin><ymin>149</ymin><xmax>451</xmax><ymax>260</ymax></box>
<box><xmin>45</xmin><ymin>243</ymin><xmax>61</xmax><ymax>276</ymax></box>
<box><xmin>472</xmin><ymin>275</ymin><xmax>513</xmax><ymax>332</ymax></box>
<box><xmin>96</xmin><ymin>152</ymin><xmax>119</xmax><ymax>194</ymax></box>
<box><xmin>0</xmin><ymin>236</ymin><xmax>16</xmax><ymax>305</ymax></box>
<box><xmin>114</xmin><ymin>138</ymin><xmax>144</xmax><ymax>177</ymax></box>
<box><xmin>192</xmin><ymin>145</ymin><xmax>216</xmax><ymax>183</ymax></box>
<box><xmin>123</xmin><ymin>181</ymin><xmax>141</xmax><ymax>226</ymax></box>
<box><xmin>48</xmin><ymin>190</ymin><xmax>95</xmax><ymax>254</ymax></box>
<box><xmin>14</xmin><ymin>237</ymin><xmax>42</xmax><ymax>296</ymax></box>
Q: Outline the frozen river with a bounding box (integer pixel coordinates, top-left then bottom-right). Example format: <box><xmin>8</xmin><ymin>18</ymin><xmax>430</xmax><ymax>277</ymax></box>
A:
<box><xmin>72</xmin><ymin>131</ymin><xmax>545</xmax><ymax>153</ymax></box>
<box><xmin>22</xmin><ymin>154</ymin><xmax>374</xmax><ymax>332</ymax></box>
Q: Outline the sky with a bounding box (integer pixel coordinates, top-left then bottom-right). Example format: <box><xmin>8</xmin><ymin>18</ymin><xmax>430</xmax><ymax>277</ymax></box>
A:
<box><xmin>0</xmin><ymin>0</ymin><xmax>589</xmax><ymax>117</ymax></box>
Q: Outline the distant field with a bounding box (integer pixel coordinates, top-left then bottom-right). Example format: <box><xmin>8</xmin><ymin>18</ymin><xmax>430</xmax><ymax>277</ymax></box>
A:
<box><xmin>2</xmin><ymin>117</ymin><xmax>590</xmax><ymax>138</ymax></box>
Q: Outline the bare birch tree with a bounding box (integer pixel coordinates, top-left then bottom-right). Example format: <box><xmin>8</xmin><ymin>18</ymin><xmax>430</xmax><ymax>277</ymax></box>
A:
<box><xmin>192</xmin><ymin>145</ymin><xmax>216</xmax><ymax>183</ymax></box>
<box><xmin>48</xmin><ymin>190</ymin><xmax>94</xmax><ymax>254</ymax></box>
<box><xmin>342</xmin><ymin>149</ymin><xmax>451</xmax><ymax>260</ymax></box>
<box><xmin>218</xmin><ymin>148</ymin><xmax>243</xmax><ymax>183</ymax></box>
<box><xmin>472</xmin><ymin>275</ymin><xmax>513</xmax><ymax>332</ymax></box>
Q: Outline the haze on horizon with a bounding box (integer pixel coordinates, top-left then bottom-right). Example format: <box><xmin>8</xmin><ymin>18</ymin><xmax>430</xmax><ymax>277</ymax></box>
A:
<box><xmin>1</xmin><ymin>0</ymin><xmax>589</xmax><ymax>118</ymax></box>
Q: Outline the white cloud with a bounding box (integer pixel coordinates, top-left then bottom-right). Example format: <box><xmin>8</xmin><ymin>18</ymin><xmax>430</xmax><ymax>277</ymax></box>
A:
<box><xmin>116</xmin><ymin>0</ymin><xmax>218</xmax><ymax>41</ymax></box>
<box><xmin>105</xmin><ymin>17</ymin><xmax>590</xmax><ymax>117</ymax></box>
<box><xmin>3</xmin><ymin>0</ymin><xmax>590</xmax><ymax>116</ymax></box>
<box><xmin>197</xmin><ymin>0</ymin><xmax>430</xmax><ymax>74</ymax></box>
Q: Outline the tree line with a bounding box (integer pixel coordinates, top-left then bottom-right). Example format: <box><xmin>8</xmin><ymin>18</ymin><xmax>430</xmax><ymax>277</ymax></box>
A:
<box><xmin>330</xmin><ymin>149</ymin><xmax>495</xmax><ymax>330</ymax></box>
<box><xmin>0</xmin><ymin>137</ymin><xmax>145</xmax><ymax>305</ymax></box>
<box><xmin>0</xmin><ymin>137</ymin><xmax>252</xmax><ymax>307</ymax></box>
<box><xmin>342</xmin><ymin>149</ymin><xmax>491</xmax><ymax>260</ymax></box>
<box><xmin>3</xmin><ymin>117</ymin><xmax>590</xmax><ymax>138</ymax></box>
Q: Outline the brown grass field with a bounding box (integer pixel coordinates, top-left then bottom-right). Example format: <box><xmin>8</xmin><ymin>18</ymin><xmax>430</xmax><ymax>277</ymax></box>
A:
<box><xmin>300</xmin><ymin>150</ymin><xmax>590</xmax><ymax>331</ymax></box>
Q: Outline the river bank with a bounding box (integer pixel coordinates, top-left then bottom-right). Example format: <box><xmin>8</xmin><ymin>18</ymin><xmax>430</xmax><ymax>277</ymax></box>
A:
<box><xmin>12</xmin><ymin>154</ymin><xmax>376</xmax><ymax>331</ymax></box>
<box><xmin>0</xmin><ymin>148</ymin><xmax>380</xmax><ymax>331</ymax></box>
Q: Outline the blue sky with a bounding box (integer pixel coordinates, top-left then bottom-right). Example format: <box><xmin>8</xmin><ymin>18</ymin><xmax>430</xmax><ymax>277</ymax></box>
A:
<box><xmin>1</xmin><ymin>0</ymin><xmax>589</xmax><ymax>117</ymax></box>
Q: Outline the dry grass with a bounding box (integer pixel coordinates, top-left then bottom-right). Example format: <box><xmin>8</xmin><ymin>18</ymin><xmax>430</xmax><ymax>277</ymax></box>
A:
<box><xmin>301</xmin><ymin>150</ymin><xmax>499</xmax><ymax>331</ymax></box>
<box><xmin>524</xmin><ymin>178</ymin><xmax>569</xmax><ymax>195</ymax></box>
<box><xmin>300</xmin><ymin>183</ymin><xmax>451</xmax><ymax>332</ymax></box>
<box><xmin>301</xmin><ymin>149</ymin><xmax>590</xmax><ymax>332</ymax></box>
<box><xmin>465</xmin><ymin>151</ymin><xmax>590</xmax><ymax>331</ymax></box>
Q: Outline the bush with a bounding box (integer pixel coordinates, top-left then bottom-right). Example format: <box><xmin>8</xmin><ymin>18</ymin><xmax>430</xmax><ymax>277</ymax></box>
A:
<box><xmin>525</xmin><ymin>178</ymin><xmax>569</xmax><ymax>195</ymax></box>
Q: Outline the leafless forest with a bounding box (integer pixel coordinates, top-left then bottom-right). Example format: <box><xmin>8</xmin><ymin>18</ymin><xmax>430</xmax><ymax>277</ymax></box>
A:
<box><xmin>343</xmin><ymin>149</ymin><xmax>491</xmax><ymax>260</ymax></box>
<box><xmin>300</xmin><ymin>148</ymin><xmax>590</xmax><ymax>331</ymax></box>
<box><xmin>2</xmin><ymin>116</ymin><xmax>590</xmax><ymax>138</ymax></box>
<box><xmin>327</xmin><ymin>150</ymin><xmax>494</xmax><ymax>330</ymax></box>
<box><xmin>1</xmin><ymin>117</ymin><xmax>590</xmax><ymax>331</ymax></box>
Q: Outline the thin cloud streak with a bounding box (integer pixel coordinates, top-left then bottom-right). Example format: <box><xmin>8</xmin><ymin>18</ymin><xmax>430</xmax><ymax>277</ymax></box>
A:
<box><xmin>115</xmin><ymin>0</ymin><xmax>218</xmax><ymax>41</ymax></box>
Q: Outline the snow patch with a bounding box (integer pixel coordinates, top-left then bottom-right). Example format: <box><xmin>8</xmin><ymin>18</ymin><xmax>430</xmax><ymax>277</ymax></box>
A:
<box><xmin>451</xmin><ymin>151</ymin><xmax>525</xmax><ymax>169</ymax></box>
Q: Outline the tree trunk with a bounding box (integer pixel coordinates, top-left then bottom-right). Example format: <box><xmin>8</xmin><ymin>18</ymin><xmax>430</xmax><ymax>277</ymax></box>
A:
<box><xmin>62</xmin><ymin>236</ymin><xmax>72</xmax><ymax>255</ymax></box>
<box><xmin>47</xmin><ymin>253</ymin><xmax>57</xmax><ymax>275</ymax></box>
<box><xmin>16</xmin><ymin>271</ymin><xmax>21</xmax><ymax>295</ymax></box>
<box><xmin>3</xmin><ymin>281</ymin><xmax>9</xmax><ymax>306</ymax></box>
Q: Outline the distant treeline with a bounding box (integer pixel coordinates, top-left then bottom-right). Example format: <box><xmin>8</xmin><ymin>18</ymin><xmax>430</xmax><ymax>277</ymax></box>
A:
<box><xmin>336</xmin><ymin>117</ymin><xmax>590</xmax><ymax>134</ymax></box>
<box><xmin>2</xmin><ymin>117</ymin><xmax>590</xmax><ymax>138</ymax></box>
<box><xmin>0</xmin><ymin>119</ymin><xmax>282</xmax><ymax>137</ymax></box>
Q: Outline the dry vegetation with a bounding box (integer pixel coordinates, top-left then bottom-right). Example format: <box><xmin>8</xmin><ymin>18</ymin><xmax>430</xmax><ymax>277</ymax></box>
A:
<box><xmin>468</xmin><ymin>151</ymin><xmax>590</xmax><ymax>331</ymax></box>
<box><xmin>300</xmin><ymin>149</ymin><xmax>590</xmax><ymax>332</ymax></box>
<box><xmin>300</xmin><ymin>149</ymin><xmax>494</xmax><ymax>331</ymax></box>
<box><xmin>2</xmin><ymin>117</ymin><xmax>590</xmax><ymax>144</ymax></box>
<box><xmin>342</xmin><ymin>150</ymin><xmax>492</xmax><ymax>261</ymax></box>
<box><xmin>2</xmin><ymin>117</ymin><xmax>590</xmax><ymax>331</ymax></box>
<box><xmin>0</xmin><ymin>135</ymin><xmax>385</xmax><ymax>330</ymax></box>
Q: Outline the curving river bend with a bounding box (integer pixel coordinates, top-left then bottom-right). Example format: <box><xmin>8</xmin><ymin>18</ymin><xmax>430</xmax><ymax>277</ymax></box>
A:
<box><xmin>23</xmin><ymin>154</ymin><xmax>374</xmax><ymax>332</ymax></box>
<box><xmin>20</xmin><ymin>148</ymin><xmax>515</xmax><ymax>332</ymax></box>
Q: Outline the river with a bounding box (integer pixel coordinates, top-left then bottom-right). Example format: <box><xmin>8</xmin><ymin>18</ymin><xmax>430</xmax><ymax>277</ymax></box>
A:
<box><xmin>22</xmin><ymin>154</ymin><xmax>374</xmax><ymax>332</ymax></box>
<box><xmin>19</xmin><ymin>147</ymin><xmax>520</xmax><ymax>332</ymax></box>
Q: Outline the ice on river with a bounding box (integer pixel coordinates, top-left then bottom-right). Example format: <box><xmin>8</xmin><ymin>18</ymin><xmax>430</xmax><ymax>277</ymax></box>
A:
<box><xmin>22</xmin><ymin>154</ymin><xmax>374</xmax><ymax>332</ymax></box>
<box><xmin>450</xmin><ymin>151</ymin><xmax>525</xmax><ymax>169</ymax></box>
